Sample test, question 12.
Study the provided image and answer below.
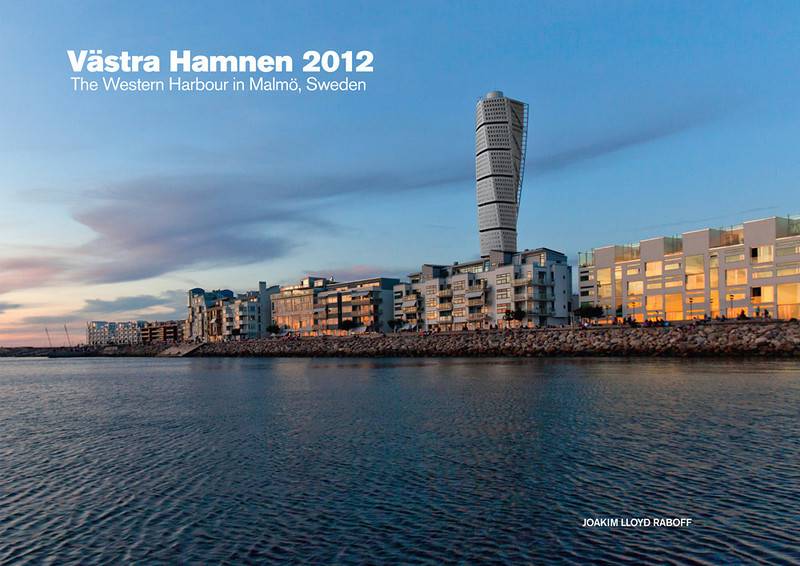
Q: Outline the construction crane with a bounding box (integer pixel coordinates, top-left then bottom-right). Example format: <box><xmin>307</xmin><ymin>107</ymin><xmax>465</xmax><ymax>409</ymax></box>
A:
<box><xmin>44</xmin><ymin>328</ymin><xmax>53</xmax><ymax>348</ymax></box>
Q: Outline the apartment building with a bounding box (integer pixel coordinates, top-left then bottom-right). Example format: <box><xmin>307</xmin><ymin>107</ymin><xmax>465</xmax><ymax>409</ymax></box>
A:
<box><xmin>272</xmin><ymin>277</ymin><xmax>329</xmax><ymax>333</ymax></box>
<box><xmin>394</xmin><ymin>248</ymin><xmax>572</xmax><ymax>330</ymax></box>
<box><xmin>188</xmin><ymin>282</ymin><xmax>278</xmax><ymax>342</ymax></box>
<box><xmin>140</xmin><ymin>320</ymin><xmax>184</xmax><ymax>343</ymax></box>
<box><xmin>272</xmin><ymin>276</ymin><xmax>399</xmax><ymax>334</ymax></box>
<box><xmin>578</xmin><ymin>215</ymin><xmax>800</xmax><ymax>323</ymax></box>
<box><xmin>187</xmin><ymin>288</ymin><xmax>234</xmax><ymax>341</ymax></box>
<box><xmin>86</xmin><ymin>320</ymin><xmax>146</xmax><ymax>345</ymax></box>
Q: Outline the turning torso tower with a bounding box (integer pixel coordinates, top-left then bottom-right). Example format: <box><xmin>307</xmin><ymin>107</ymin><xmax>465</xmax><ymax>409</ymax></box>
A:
<box><xmin>475</xmin><ymin>91</ymin><xmax>529</xmax><ymax>257</ymax></box>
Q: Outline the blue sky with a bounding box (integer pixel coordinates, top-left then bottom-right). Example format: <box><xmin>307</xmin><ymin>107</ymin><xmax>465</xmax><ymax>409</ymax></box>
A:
<box><xmin>1</xmin><ymin>1</ymin><xmax>800</xmax><ymax>344</ymax></box>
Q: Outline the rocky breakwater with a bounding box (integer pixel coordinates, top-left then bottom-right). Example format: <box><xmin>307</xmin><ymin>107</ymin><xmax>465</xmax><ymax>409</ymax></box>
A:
<box><xmin>194</xmin><ymin>320</ymin><xmax>800</xmax><ymax>358</ymax></box>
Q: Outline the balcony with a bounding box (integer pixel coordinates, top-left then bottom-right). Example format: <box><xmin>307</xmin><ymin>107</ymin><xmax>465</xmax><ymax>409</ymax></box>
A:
<box><xmin>438</xmin><ymin>302</ymin><xmax>453</xmax><ymax>310</ymax></box>
<box><xmin>468</xmin><ymin>313</ymin><xmax>487</xmax><ymax>322</ymax></box>
<box><xmin>513</xmin><ymin>277</ymin><xmax>532</xmax><ymax>286</ymax></box>
<box><xmin>402</xmin><ymin>306</ymin><xmax>419</xmax><ymax>314</ymax></box>
<box><xmin>438</xmin><ymin>289</ymin><xmax>453</xmax><ymax>298</ymax></box>
<box><xmin>437</xmin><ymin>316</ymin><xmax>452</xmax><ymax>323</ymax></box>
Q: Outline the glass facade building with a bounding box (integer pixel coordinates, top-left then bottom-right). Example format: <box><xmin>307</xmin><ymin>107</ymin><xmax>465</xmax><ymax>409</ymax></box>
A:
<box><xmin>578</xmin><ymin>216</ymin><xmax>800</xmax><ymax>323</ymax></box>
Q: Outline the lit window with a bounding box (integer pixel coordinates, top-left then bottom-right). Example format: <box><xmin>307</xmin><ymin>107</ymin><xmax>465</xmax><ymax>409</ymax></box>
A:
<box><xmin>627</xmin><ymin>281</ymin><xmax>643</xmax><ymax>295</ymax></box>
<box><xmin>645</xmin><ymin>261</ymin><xmax>662</xmax><ymax>277</ymax></box>
<box><xmin>726</xmin><ymin>268</ymin><xmax>748</xmax><ymax>286</ymax></box>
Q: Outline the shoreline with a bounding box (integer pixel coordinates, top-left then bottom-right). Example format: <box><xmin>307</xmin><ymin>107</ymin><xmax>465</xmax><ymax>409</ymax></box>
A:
<box><xmin>2</xmin><ymin>320</ymin><xmax>798</xmax><ymax>358</ymax></box>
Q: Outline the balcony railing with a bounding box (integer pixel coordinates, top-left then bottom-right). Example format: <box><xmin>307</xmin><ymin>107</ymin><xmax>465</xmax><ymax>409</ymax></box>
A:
<box><xmin>513</xmin><ymin>277</ymin><xmax>532</xmax><ymax>286</ymax></box>
<box><xmin>578</xmin><ymin>251</ymin><xmax>595</xmax><ymax>267</ymax></box>
<box><xmin>467</xmin><ymin>299</ymin><xmax>484</xmax><ymax>307</ymax></box>
<box><xmin>438</xmin><ymin>289</ymin><xmax>453</xmax><ymax>298</ymax></box>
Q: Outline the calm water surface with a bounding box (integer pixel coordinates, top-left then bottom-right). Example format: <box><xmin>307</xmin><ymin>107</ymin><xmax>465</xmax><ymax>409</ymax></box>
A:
<box><xmin>0</xmin><ymin>357</ymin><xmax>798</xmax><ymax>564</ymax></box>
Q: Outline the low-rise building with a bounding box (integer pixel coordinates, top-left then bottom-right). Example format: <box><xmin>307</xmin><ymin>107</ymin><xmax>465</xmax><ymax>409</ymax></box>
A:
<box><xmin>187</xmin><ymin>288</ymin><xmax>234</xmax><ymax>341</ymax></box>
<box><xmin>206</xmin><ymin>283</ymin><xmax>280</xmax><ymax>342</ymax></box>
<box><xmin>86</xmin><ymin>320</ymin><xmax>146</xmax><ymax>345</ymax></box>
<box><xmin>578</xmin><ymin>215</ymin><xmax>800</xmax><ymax>323</ymax></box>
<box><xmin>140</xmin><ymin>320</ymin><xmax>185</xmax><ymax>343</ymax></box>
<box><xmin>272</xmin><ymin>276</ymin><xmax>400</xmax><ymax>334</ymax></box>
<box><xmin>191</xmin><ymin>282</ymin><xmax>278</xmax><ymax>342</ymax></box>
<box><xmin>393</xmin><ymin>248</ymin><xmax>572</xmax><ymax>330</ymax></box>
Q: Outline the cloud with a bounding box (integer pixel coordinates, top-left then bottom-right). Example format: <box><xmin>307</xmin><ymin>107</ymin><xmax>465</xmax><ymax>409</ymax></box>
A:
<box><xmin>79</xmin><ymin>290</ymin><xmax>186</xmax><ymax>317</ymax></box>
<box><xmin>0</xmin><ymin>257</ymin><xmax>66</xmax><ymax>292</ymax></box>
<box><xmin>21</xmin><ymin>289</ymin><xmax>187</xmax><ymax>326</ymax></box>
<box><xmin>529</xmin><ymin>103</ymin><xmax>727</xmax><ymax>175</ymax></box>
<box><xmin>0</xmin><ymin>302</ymin><xmax>22</xmax><ymax>315</ymax></box>
<box><xmin>1</xmin><ymin>163</ymin><xmax>470</xmax><ymax>292</ymax></box>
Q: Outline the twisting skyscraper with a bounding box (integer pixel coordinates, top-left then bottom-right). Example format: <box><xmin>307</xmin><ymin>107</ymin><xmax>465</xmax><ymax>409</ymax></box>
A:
<box><xmin>475</xmin><ymin>91</ymin><xmax>528</xmax><ymax>257</ymax></box>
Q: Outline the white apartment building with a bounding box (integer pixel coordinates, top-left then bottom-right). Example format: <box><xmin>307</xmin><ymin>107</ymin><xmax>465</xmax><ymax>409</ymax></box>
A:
<box><xmin>476</xmin><ymin>90</ymin><xmax>528</xmax><ymax>257</ymax></box>
<box><xmin>86</xmin><ymin>320</ymin><xmax>146</xmax><ymax>345</ymax></box>
<box><xmin>272</xmin><ymin>276</ymin><xmax>399</xmax><ymax>335</ymax></box>
<box><xmin>187</xmin><ymin>288</ymin><xmax>234</xmax><ymax>341</ymax></box>
<box><xmin>188</xmin><ymin>282</ymin><xmax>278</xmax><ymax>342</ymax></box>
<box><xmin>394</xmin><ymin>248</ymin><xmax>572</xmax><ymax>330</ymax></box>
<box><xmin>578</xmin><ymin>215</ymin><xmax>800</xmax><ymax>322</ymax></box>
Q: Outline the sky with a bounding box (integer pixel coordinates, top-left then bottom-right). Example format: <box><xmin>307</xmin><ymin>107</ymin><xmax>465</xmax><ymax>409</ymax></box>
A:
<box><xmin>1</xmin><ymin>1</ymin><xmax>800</xmax><ymax>345</ymax></box>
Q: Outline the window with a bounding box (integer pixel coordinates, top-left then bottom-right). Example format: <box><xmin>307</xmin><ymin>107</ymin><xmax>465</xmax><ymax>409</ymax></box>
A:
<box><xmin>777</xmin><ymin>283</ymin><xmax>800</xmax><ymax>318</ymax></box>
<box><xmin>453</xmin><ymin>281</ymin><xmax>465</xmax><ymax>291</ymax></box>
<box><xmin>646</xmin><ymin>295</ymin><xmax>663</xmax><ymax>311</ymax></box>
<box><xmin>726</xmin><ymin>268</ymin><xmax>748</xmax><ymax>286</ymax></box>
<box><xmin>496</xmin><ymin>273</ymin><xmax>511</xmax><ymax>285</ymax></box>
<box><xmin>597</xmin><ymin>268</ymin><xmax>612</xmax><ymax>298</ymax></box>
<box><xmin>647</xmin><ymin>282</ymin><xmax>663</xmax><ymax>290</ymax></box>
<box><xmin>626</xmin><ymin>267</ymin><xmax>640</xmax><ymax>276</ymax></box>
<box><xmin>685</xmin><ymin>256</ymin><xmax>705</xmax><ymax>291</ymax></box>
<box><xmin>751</xmin><ymin>286</ymin><xmax>774</xmax><ymax>304</ymax></box>
<box><xmin>665</xmin><ymin>262</ymin><xmax>681</xmax><ymax>271</ymax></box>
<box><xmin>751</xmin><ymin>245</ymin><xmax>774</xmax><ymax>264</ymax></box>
<box><xmin>645</xmin><ymin>261</ymin><xmax>662</xmax><ymax>277</ymax></box>
<box><xmin>776</xmin><ymin>243</ymin><xmax>800</xmax><ymax>257</ymax></box>
<box><xmin>686</xmin><ymin>255</ymin><xmax>706</xmax><ymax>291</ymax></box>
<box><xmin>665</xmin><ymin>293</ymin><xmax>683</xmax><ymax>321</ymax></box>
<box><xmin>496</xmin><ymin>288</ymin><xmax>510</xmax><ymax>300</ymax></box>
<box><xmin>686</xmin><ymin>255</ymin><xmax>704</xmax><ymax>273</ymax></box>
<box><xmin>726</xmin><ymin>253</ymin><xmax>745</xmax><ymax>263</ymax></box>
<box><xmin>627</xmin><ymin>281</ymin><xmax>643</xmax><ymax>295</ymax></box>
<box><xmin>752</xmin><ymin>269</ymin><xmax>773</xmax><ymax>279</ymax></box>
<box><xmin>665</xmin><ymin>280</ymin><xmax>683</xmax><ymax>288</ymax></box>
<box><xmin>778</xmin><ymin>263</ymin><xmax>800</xmax><ymax>277</ymax></box>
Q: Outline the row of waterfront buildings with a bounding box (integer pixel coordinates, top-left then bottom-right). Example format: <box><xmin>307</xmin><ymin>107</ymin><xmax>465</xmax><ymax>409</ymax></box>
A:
<box><xmin>86</xmin><ymin>90</ymin><xmax>800</xmax><ymax>345</ymax></box>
